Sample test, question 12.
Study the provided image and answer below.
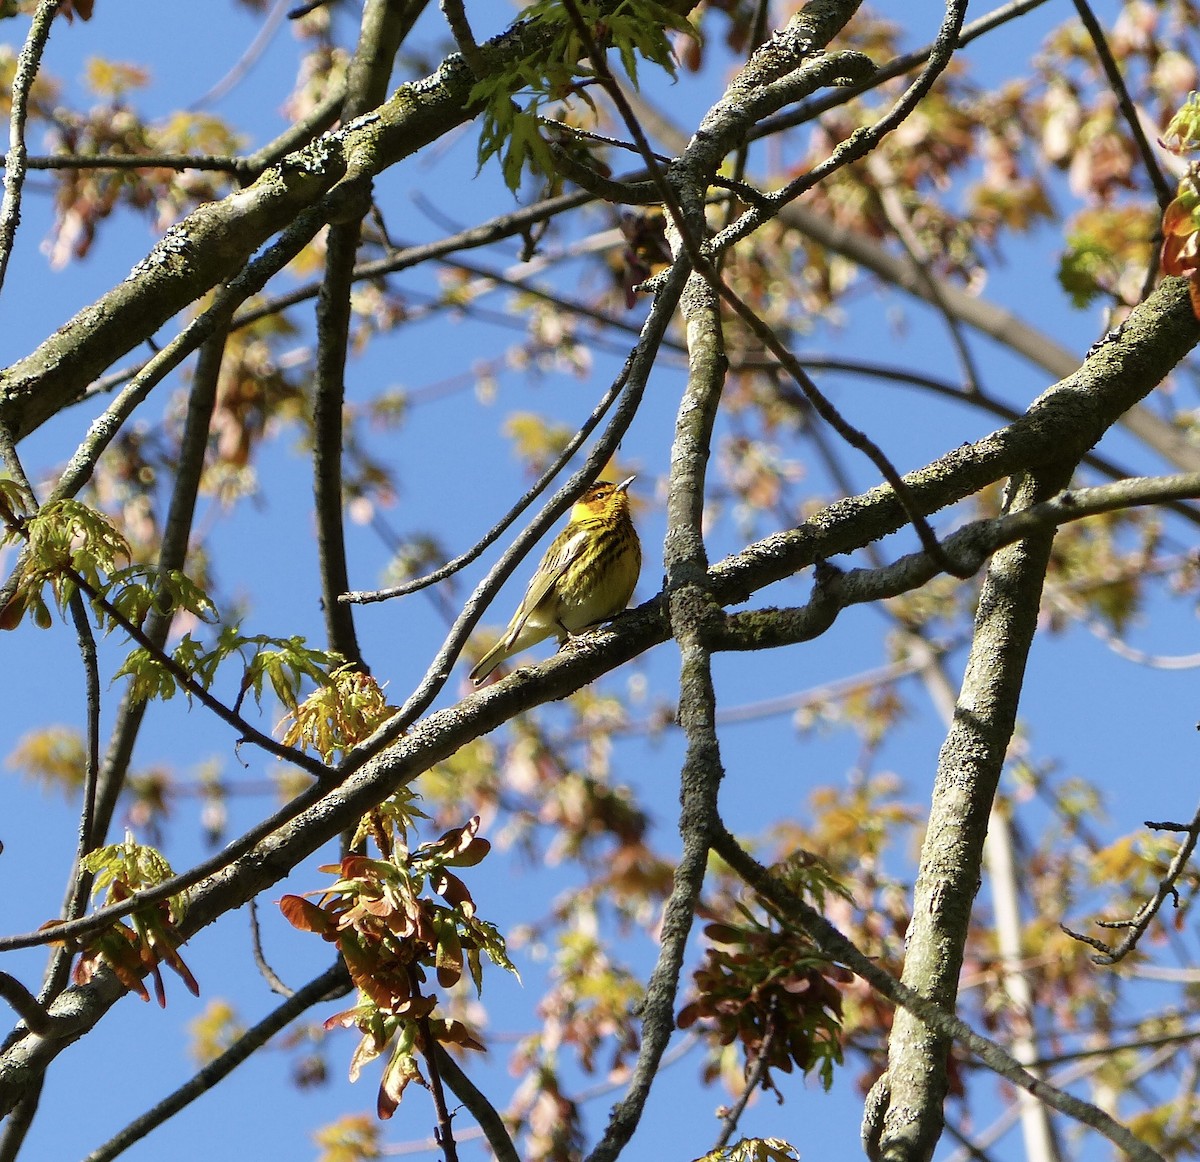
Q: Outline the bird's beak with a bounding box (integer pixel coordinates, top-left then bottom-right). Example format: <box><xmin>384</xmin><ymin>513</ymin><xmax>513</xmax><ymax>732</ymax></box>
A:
<box><xmin>615</xmin><ymin>475</ymin><xmax>636</xmax><ymax>492</ymax></box>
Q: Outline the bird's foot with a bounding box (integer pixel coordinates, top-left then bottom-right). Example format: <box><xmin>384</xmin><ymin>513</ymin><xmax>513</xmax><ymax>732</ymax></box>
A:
<box><xmin>556</xmin><ymin>624</ymin><xmax>608</xmax><ymax>654</ymax></box>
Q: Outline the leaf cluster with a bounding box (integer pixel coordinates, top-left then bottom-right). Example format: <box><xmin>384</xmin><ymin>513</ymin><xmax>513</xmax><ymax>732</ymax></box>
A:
<box><xmin>469</xmin><ymin>0</ymin><xmax>696</xmax><ymax>190</ymax></box>
<box><xmin>113</xmin><ymin>625</ymin><xmax>340</xmax><ymax>714</ymax></box>
<box><xmin>0</xmin><ymin>498</ymin><xmax>131</xmax><ymax>629</ymax></box>
<box><xmin>679</xmin><ymin>864</ymin><xmax>853</xmax><ymax>1094</ymax></box>
<box><xmin>679</xmin><ymin>918</ymin><xmax>849</xmax><ymax>1093</ymax></box>
<box><xmin>47</xmin><ymin>832</ymin><xmax>200</xmax><ymax>1007</ymax></box>
<box><xmin>279</xmin><ymin>813</ymin><xmax>515</xmax><ymax>1118</ymax></box>
<box><xmin>0</xmin><ymin>492</ymin><xmax>218</xmax><ymax>639</ymax></box>
<box><xmin>278</xmin><ymin>664</ymin><xmax>396</xmax><ymax>762</ymax></box>
<box><xmin>693</xmin><ymin>1139</ymin><xmax>800</xmax><ymax>1162</ymax></box>
<box><xmin>1159</xmin><ymin>94</ymin><xmax>1200</xmax><ymax>313</ymax></box>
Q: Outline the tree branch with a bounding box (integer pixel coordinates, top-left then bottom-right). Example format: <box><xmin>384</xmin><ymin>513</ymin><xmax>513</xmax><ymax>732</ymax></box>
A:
<box><xmin>0</xmin><ymin>0</ymin><xmax>62</xmax><ymax>298</ymax></box>
<box><xmin>586</xmin><ymin>144</ymin><xmax>729</xmax><ymax>1162</ymax></box>
<box><xmin>1063</xmin><ymin>798</ymin><xmax>1200</xmax><ymax>964</ymax></box>
<box><xmin>432</xmin><ymin>1045</ymin><xmax>521</xmax><ymax>1162</ymax></box>
<box><xmin>309</xmin><ymin>0</ymin><xmax>411</xmax><ymax>667</ymax></box>
<box><xmin>863</xmin><ymin>443</ymin><xmax>1075</xmax><ymax>1161</ymax></box>
<box><xmin>0</xmin><ymin>0</ymin><xmax>643</xmax><ymax>441</ymax></box>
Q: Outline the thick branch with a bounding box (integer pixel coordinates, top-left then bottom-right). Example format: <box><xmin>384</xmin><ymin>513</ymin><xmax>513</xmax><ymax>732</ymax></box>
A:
<box><xmin>714</xmin><ymin>474</ymin><xmax>1200</xmax><ymax>650</ymax></box>
<box><xmin>587</xmin><ymin>172</ymin><xmax>729</xmax><ymax>1161</ymax></box>
<box><xmin>0</xmin><ymin>1</ymin><xmax>653</xmax><ymax>441</ymax></box>
<box><xmin>309</xmin><ymin>0</ymin><xmax>411</xmax><ymax>665</ymax></box>
<box><xmin>712</xmin><ymin>831</ymin><xmax>1165</xmax><ymax>1162</ymax></box>
<box><xmin>863</xmin><ymin>449</ymin><xmax>1074</xmax><ymax>1162</ymax></box>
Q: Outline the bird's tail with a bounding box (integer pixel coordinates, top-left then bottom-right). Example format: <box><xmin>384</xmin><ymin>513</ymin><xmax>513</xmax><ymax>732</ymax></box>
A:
<box><xmin>469</xmin><ymin>639</ymin><xmax>510</xmax><ymax>686</ymax></box>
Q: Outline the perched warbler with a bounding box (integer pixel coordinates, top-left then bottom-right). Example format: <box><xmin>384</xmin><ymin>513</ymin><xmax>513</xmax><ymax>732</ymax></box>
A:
<box><xmin>469</xmin><ymin>476</ymin><xmax>641</xmax><ymax>685</ymax></box>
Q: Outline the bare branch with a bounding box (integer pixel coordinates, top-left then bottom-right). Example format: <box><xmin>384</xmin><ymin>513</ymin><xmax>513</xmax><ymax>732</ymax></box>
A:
<box><xmin>248</xmin><ymin>899</ymin><xmax>293</xmax><ymax>998</ymax></box>
<box><xmin>864</xmin><ymin>443</ymin><xmax>1073</xmax><ymax>1160</ymax></box>
<box><xmin>1063</xmin><ymin>798</ymin><xmax>1200</xmax><ymax>964</ymax></box>
<box><xmin>585</xmin><ymin>129</ymin><xmax>729</xmax><ymax>1162</ymax></box>
<box><xmin>309</xmin><ymin>0</ymin><xmax>411</xmax><ymax>666</ymax></box>
<box><xmin>188</xmin><ymin>0</ymin><xmax>289</xmax><ymax>111</ymax></box>
<box><xmin>0</xmin><ymin>0</ymin><xmax>63</xmax><ymax>297</ymax></box>
<box><xmin>432</xmin><ymin>1046</ymin><xmax>521</xmax><ymax>1162</ymax></box>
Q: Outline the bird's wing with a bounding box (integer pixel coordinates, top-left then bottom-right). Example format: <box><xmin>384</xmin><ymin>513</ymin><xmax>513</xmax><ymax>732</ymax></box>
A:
<box><xmin>507</xmin><ymin>527</ymin><xmax>589</xmax><ymax>640</ymax></box>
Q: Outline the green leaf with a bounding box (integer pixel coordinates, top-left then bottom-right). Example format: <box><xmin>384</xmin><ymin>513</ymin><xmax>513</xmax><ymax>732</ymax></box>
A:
<box><xmin>113</xmin><ymin>647</ymin><xmax>181</xmax><ymax>703</ymax></box>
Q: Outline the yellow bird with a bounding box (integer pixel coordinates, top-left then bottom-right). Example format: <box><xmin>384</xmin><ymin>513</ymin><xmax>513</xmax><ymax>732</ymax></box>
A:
<box><xmin>470</xmin><ymin>477</ymin><xmax>641</xmax><ymax>685</ymax></box>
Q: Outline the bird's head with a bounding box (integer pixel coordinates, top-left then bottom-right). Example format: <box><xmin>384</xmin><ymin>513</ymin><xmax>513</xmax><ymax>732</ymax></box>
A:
<box><xmin>573</xmin><ymin>475</ymin><xmax>635</xmax><ymax>522</ymax></box>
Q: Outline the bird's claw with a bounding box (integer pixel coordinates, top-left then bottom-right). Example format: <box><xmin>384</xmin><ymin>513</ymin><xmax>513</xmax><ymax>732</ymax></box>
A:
<box><xmin>557</xmin><ymin>625</ymin><xmax>607</xmax><ymax>654</ymax></box>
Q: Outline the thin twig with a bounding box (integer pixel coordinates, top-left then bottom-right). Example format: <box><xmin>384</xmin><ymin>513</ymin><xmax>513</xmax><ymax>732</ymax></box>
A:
<box><xmin>1063</xmin><ymin>796</ymin><xmax>1200</xmax><ymax>964</ymax></box>
<box><xmin>70</xmin><ymin>190</ymin><xmax>599</xmax><ymax>419</ymax></box>
<box><xmin>1069</xmin><ymin>0</ymin><xmax>1172</xmax><ymax>209</ymax></box>
<box><xmin>942</xmin><ymin>1118</ymin><xmax>1005</xmax><ymax>1162</ymax></box>
<box><xmin>431</xmin><ymin>1046</ymin><xmax>521</xmax><ymax>1162</ymax></box>
<box><xmin>0</xmin><ymin>423</ymin><xmax>35</xmax><ymax>504</ymax></box>
<box><xmin>248</xmin><ymin>899</ymin><xmax>293</xmax><ymax>997</ymax></box>
<box><xmin>43</xmin><ymin>196</ymin><xmax>346</xmax><ymax>506</ymax></box>
<box><xmin>312</xmin><ymin>188</ymin><xmax>369</xmax><ymax>667</ymax></box>
<box><xmin>188</xmin><ymin>0</ymin><xmax>289</xmax><ymax>110</ymax></box>
<box><xmin>20</xmin><ymin>153</ymin><xmax>249</xmax><ymax>174</ymax></box>
<box><xmin>232</xmin><ymin>188</ymin><xmax>594</xmax><ymax>331</ymax></box>
<box><xmin>864</xmin><ymin>152</ymin><xmax>985</xmax><ymax>394</ymax></box>
<box><xmin>717</xmin><ymin>0</ymin><xmax>773</xmax><ymax>235</ymax></box>
<box><xmin>723</xmin><ymin>281</ymin><xmax>974</xmax><ymax>578</ymax></box>
<box><xmin>420</xmin><ymin>1011</ymin><xmax>461</xmax><ymax>1162</ymax></box>
<box><xmin>0</xmin><ymin>0</ymin><xmax>64</xmax><ymax>296</ymax></box>
<box><xmin>311</xmin><ymin>0</ymin><xmax>417</xmax><ymax>665</ymax></box>
<box><xmin>1029</xmin><ymin>1025</ymin><xmax>1200</xmax><ymax>1070</ymax></box>
<box><xmin>70</xmin><ymin>562</ymin><xmax>328</xmax><ymax>775</ymax></box>
<box><xmin>301</xmin><ymin>1</ymin><xmax>401</xmax><ymax>655</ymax></box>
<box><xmin>713</xmin><ymin>995</ymin><xmax>778</xmax><ymax>1148</ymax></box>
<box><xmin>66</xmin><ymin>589</ymin><xmax>102</xmax><ymax>876</ymax></box>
